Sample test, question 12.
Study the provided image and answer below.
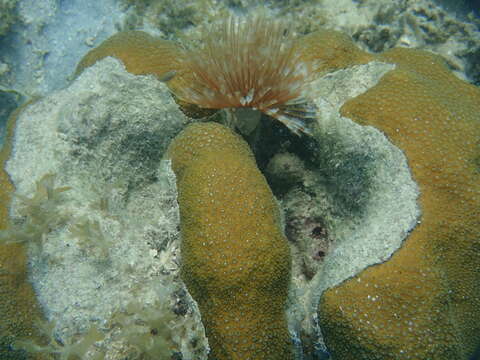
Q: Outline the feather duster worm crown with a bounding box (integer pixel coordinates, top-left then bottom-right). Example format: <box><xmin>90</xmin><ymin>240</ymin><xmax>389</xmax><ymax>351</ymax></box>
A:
<box><xmin>172</xmin><ymin>16</ymin><xmax>319</xmax><ymax>135</ymax></box>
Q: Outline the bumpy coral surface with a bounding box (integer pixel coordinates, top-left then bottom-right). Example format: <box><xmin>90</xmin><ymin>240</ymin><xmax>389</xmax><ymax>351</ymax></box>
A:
<box><xmin>74</xmin><ymin>30</ymin><xmax>182</xmax><ymax>80</ymax></box>
<box><xmin>298</xmin><ymin>30</ymin><xmax>374</xmax><ymax>73</ymax></box>
<box><xmin>167</xmin><ymin>122</ymin><xmax>293</xmax><ymax>360</ymax></box>
<box><xmin>317</xmin><ymin>36</ymin><xmax>480</xmax><ymax>359</ymax></box>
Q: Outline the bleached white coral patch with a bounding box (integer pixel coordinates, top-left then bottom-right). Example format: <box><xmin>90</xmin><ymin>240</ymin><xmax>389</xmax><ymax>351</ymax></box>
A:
<box><xmin>6</xmin><ymin>58</ymin><xmax>207</xmax><ymax>359</ymax></box>
<box><xmin>280</xmin><ymin>62</ymin><xmax>420</xmax><ymax>352</ymax></box>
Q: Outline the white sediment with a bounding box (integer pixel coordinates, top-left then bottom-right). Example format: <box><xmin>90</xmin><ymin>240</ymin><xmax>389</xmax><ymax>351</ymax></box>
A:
<box><xmin>281</xmin><ymin>62</ymin><xmax>421</xmax><ymax>352</ymax></box>
<box><xmin>6</xmin><ymin>58</ymin><xmax>208</xmax><ymax>359</ymax></box>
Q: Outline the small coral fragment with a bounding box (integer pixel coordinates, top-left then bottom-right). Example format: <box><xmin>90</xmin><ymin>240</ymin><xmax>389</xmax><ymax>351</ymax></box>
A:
<box><xmin>167</xmin><ymin>122</ymin><xmax>293</xmax><ymax>360</ymax></box>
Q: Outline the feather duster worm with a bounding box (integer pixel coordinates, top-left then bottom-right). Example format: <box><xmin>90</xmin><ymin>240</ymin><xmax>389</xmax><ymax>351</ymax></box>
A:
<box><xmin>172</xmin><ymin>16</ymin><xmax>319</xmax><ymax>135</ymax></box>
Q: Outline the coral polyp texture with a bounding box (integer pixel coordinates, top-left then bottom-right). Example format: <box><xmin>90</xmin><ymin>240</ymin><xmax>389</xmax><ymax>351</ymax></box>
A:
<box><xmin>315</xmin><ymin>36</ymin><xmax>480</xmax><ymax>359</ymax></box>
<box><xmin>74</xmin><ymin>30</ymin><xmax>182</xmax><ymax>80</ymax></box>
<box><xmin>167</xmin><ymin>122</ymin><xmax>293</xmax><ymax>360</ymax></box>
<box><xmin>297</xmin><ymin>29</ymin><xmax>375</xmax><ymax>73</ymax></box>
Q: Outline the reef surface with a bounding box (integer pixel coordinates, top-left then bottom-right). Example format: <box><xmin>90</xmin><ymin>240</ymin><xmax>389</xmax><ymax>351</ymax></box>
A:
<box><xmin>1</xmin><ymin>1</ymin><xmax>479</xmax><ymax>359</ymax></box>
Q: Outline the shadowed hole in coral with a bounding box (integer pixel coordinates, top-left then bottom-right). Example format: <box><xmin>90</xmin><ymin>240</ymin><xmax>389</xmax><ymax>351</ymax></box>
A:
<box><xmin>252</xmin><ymin>113</ymin><xmax>374</xmax><ymax>216</ymax></box>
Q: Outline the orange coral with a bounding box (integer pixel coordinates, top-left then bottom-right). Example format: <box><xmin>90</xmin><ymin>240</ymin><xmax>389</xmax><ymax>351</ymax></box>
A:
<box><xmin>297</xmin><ymin>29</ymin><xmax>374</xmax><ymax>73</ymax></box>
<box><xmin>70</xmin><ymin>19</ymin><xmax>480</xmax><ymax>359</ymax></box>
<box><xmin>74</xmin><ymin>30</ymin><xmax>182</xmax><ymax>80</ymax></box>
<box><xmin>167</xmin><ymin>122</ymin><xmax>293</xmax><ymax>360</ymax></box>
<box><xmin>316</xmin><ymin>38</ymin><xmax>480</xmax><ymax>359</ymax></box>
